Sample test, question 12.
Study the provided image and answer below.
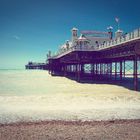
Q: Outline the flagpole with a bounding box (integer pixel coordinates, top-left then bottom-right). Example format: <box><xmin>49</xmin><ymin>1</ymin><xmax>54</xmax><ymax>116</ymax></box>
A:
<box><xmin>118</xmin><ymin>20</ymin><xmax>120</xmax><ymax>30</ymax></box>
<box><xmin>115</xmin><ymin>17</ymin><xmax>120</xmax><ymax>30</ymax></box>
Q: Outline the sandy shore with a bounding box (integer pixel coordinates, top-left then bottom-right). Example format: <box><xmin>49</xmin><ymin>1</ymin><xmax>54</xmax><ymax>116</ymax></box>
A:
<box><xmin>0</xmin><ymin>70</ymin><xmax>140</xmax><ymax>139</ymax></box>
<box><xmin>0</xmin><ymin>70</ymin><xmax>140</xmax><ymax>123</ymax></box>
<box><xmin>0</xmin><ymin>119</ymin><xmax>140</xmax><ymax>140</ymax></box>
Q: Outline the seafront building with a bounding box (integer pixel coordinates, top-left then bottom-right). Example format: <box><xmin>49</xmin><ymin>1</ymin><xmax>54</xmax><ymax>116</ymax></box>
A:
<box><xmin>47</xmin><ymin>27</ymin><xmax>140</xmax><ymax>91</ymax></box>
<box><xmin>55</xmin><ymin>27</ymin><xmax>114</xmax><ymax>57</ymax></box>
<box><xmin>48</xmin><ymin>27</ymin><xmax>126</xmax><ymax>60</ymax></box>
<box><xmin>26</xmin><ymin>27</ymin><xmax>140</xmax><ymax>91</ymax></box>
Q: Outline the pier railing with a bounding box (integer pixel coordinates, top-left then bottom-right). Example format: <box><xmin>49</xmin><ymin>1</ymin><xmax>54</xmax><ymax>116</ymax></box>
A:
<box><xmin>50</xmin><ymin>28</ymin><xmax>140</xmax><ymax>59</ymax></box>
<box><xmin>98</xmin><ymin>28</ymin><xmax>140</xmax><ymax>50</ymax></box>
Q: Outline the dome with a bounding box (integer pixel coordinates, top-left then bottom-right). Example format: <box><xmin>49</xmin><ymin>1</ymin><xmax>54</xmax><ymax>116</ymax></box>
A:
<box><xmin>116</xmin><ymin>29</ymin><xmax>123</xmax><ymax>33</ymax></box>
<box><xmin>72</xmin><ymin>27</ymin><xmax>78</xmax><ymax>31</ymax></box>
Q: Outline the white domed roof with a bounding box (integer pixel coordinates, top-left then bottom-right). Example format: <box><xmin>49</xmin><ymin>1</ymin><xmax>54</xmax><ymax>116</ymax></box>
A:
<box><xmin>72</xmin><ymin>27</ymin><xmax>78</xmax><ymax>31</ymax></box>
<box><xmin>116</xmin><ymin>29</ymin><xmax>123</xmax><ymax>33</ymax></box>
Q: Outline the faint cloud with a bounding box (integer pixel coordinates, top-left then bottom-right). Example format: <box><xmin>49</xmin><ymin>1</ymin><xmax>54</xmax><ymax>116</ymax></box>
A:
<box><xmin>13</xmin><ymin>35</ymin><xmax>21</xmax><ymax>40</ymax></box>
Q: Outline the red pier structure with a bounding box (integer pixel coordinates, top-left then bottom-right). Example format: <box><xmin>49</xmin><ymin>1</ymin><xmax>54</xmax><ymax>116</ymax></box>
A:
<box><xmin>48</xmin><ymin>28</ymin><xmax>140</xmax><ymax>91</ymax></box>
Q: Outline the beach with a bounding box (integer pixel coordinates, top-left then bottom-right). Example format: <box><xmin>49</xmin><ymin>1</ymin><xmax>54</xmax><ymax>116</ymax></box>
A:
<box><xmin>1</xmin><ymin>120</ymin><xmax>140</xmax><ymax>140</ymax></box>
<box><xmin>0</xmin><ymin>70</ymin><xmax>140</xmax><ymax>139</ymax></box>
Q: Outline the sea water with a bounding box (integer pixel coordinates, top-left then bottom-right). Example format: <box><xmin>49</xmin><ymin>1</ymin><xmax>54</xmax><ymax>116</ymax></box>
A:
<box><xmin>0</xmin><ymin>69</ymin><xmax>140</xmax><ymax>124</ymax></box>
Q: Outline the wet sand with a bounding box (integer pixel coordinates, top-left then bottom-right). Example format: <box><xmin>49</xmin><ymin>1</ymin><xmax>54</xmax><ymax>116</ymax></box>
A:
<box><xmin>0</xmin><ymin>120</ymin><xmax>140</xmax><ymax>140</ymax></box>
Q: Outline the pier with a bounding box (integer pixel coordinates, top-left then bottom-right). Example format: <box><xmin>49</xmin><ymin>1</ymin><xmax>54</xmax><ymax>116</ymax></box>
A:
<box><xmin>48</xmin><ymin>28</ymin><xmax>140</xmax><ymax>91</ymax></box>
<box><xmin>25</xmin><ymin>62</ymin><xmax>48</xmax><ymax>70</ymax></box>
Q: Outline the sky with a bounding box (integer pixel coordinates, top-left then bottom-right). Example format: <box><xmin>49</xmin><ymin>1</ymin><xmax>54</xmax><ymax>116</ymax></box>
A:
<box><xmin>0</xmin><ymin>0</ymin><xmax>140</xmax><ymax>69</ymax></box>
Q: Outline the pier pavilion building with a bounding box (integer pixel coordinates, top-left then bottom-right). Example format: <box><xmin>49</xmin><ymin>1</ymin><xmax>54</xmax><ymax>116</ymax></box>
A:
<box><xmin>47</xmin><ymin>27</ymin><xmax>140</xmax><ymax>91</ymax></box>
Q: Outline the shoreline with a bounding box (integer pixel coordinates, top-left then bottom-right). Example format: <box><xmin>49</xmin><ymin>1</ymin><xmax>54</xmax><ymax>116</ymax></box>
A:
<box><xmin>1</xmin><ymin>119</ymin><xmax>140</xmax><ymax>127</ymax></box>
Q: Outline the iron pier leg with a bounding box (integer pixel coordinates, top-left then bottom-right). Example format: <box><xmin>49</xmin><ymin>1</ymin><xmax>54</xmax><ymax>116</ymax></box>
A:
<box><xmin>81</xmin><ymin>64</ymin><xmax>84</xmax><ymax>79</ymax></box>
<box><xmin>99</xmin><ymin>63</ymin><xmax>101</xmax><ymax>80</ymax></box>
<box><xmin>103</xmin><ymin>63</ymin><xmax>105</xmax><ymax>78</ymax></box>
<box><xmin>93</xmin><ymin>63</ymin><xmax>95</xmax><ymax>79</ymax></box>
<box><xmin>91</xmin><ymin>64</ymin><xmax>94</xmax><ymax>80</ymax></box>
<box><xmin>96</xmin><ymin>63</ymin><xmax>98</xmax><ymax>79</ymax></box>
<box><xmin>77</xmin><ymin>64</ymin><xmax>81</xmax><ymax>82</ymax></box>
<box><xmin>107</xmin><ymin>63</ymin><xmax>109</xmax><ymax>79</ymax></box>
<box><xmin>120</xmin><ymin>60</ymin><xmax>122</xmax><ymax>81</ymax></box>
<box><xmin>115</xmin><ymin>62</ymin><xmax>117</xmax><ymax>80</ymax></box>
<box><xmin>123</xmin><ymin>60</ymin><xmax>125</xmax><ymax>78</ymax></box>
<box><xmin>75</xmin><ymin>64</ymin><xmax>77</xmax><ymax>79</ymax></box>
<box><xmin>104</xmin><ymin>63</ymin><xmax>106</xmax><ymax>79</ymax></box>
<box><xmin>134</xmin><ymin>55</ymin><xmax>138</xmax><ymax>91</ymax></box>
<box><xmin>100</xmin><ymin>63</ymin><xmax>103</xmax><ymax>80</ymax></box>
<box><xmin>64</xmin><ymin>64</ymin><xmax>67</xmax><ymax>76</ymax></box>
<box><xmin>97</xmin><ymin>63</ymin><xmax>99</xmax><ymax>79</ymax></box>
<box><xmin>110</xmin><ymin>62</ymin><xmax>112</xmax><ymax>80</ymax></box>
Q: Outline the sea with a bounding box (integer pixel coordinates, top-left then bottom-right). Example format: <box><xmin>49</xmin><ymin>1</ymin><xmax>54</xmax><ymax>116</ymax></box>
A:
<box><xmin>0</xmin><ymin>69</ymin><xmax>140</xmax><ymax>124</ymax></box>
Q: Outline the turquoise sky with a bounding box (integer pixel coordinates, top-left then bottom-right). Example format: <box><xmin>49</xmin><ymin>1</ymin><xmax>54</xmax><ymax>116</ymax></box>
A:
<box><xmin>0</xmin><ymin>0</ymin><xmax>140</xmax><ymax>69</ymax></box>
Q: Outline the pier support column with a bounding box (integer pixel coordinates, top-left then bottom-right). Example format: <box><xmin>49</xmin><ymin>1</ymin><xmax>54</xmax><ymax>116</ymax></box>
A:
<box><xmin>99</xmin><ymin>63</ymin><xmax>101</xmax><ymax>79</ymax></box>
<box><xmin>120</xmin><ymin>60</ymin><xmax>122</xmax><ymax>81</ymax></box>
<box><xmin>92</xmin><ymin>63</ymin><xmax>95</xmax><ymax>80</ymax></box>
<box><xmin>48</xmin><ymin>61</ymin><xmax>52</xmax><ymax>75</ymax></box>
<box><xmin>71</xmin><ymin>64</ymin><xmax>73</xmax><ymax>72</ymax></box>
<box><xmin>63</xmin><ymin>64</ymin><xmax>67</xmax><ymax>76</ymax></box>
<box><xmin>103</xmin><ymin>63</ymin><xmax>106</xmax><ymax>78</ymax></box>
<box><xmin>81</xmin><ymin>64</ymin><xmax>84</xmax><ymax>78</ymax></box>
<box><xmin>77</xmin><ymin>52</ymin><xmax>81</xmax><ymax>82</ymax></box>
<box><xmin>70</xmin><ymin>65</ymin><xmax>72</xmax><ymax>73</ymax></box>
<box><xmin>76</xmin><ymin>63</ymin><xmax>81</xmax><ymax>82</ymax></box>
<box><xmin>100</xmin><ymin>63</ymin><xmax>103</xmax><ymax>80</ymax></box>
<box><xmin>134</xmin><ymin>55</ymin><xmax>138</xmax><ymax>91</ymax></box>
<box><xmin>107</xmin><ymin>63</ymin><xmax>110</xmax><ymax>79</ymax></box>
<box><xmin>123</xmin><ymin>60</ymin><xmax>125</xmax><ymax>78</ymax></box>
<box><xmin>110</xmin><ymin>62</ymin><xmax>112</xmax><ymax>79</ymax></box>
<box><xmin>96</xmin><ymin>63</ymin><xmax>99</xmax><ymax>79</ymax></box>
<box><xmin>50</xmin><ymin>62</ymin><xmax>54</xmax><ymax>76</ymax></box>
<box><xmin>115</xmin><ymin>62</ymin><xmax>117</xmax><ymax>80</ymax></box>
